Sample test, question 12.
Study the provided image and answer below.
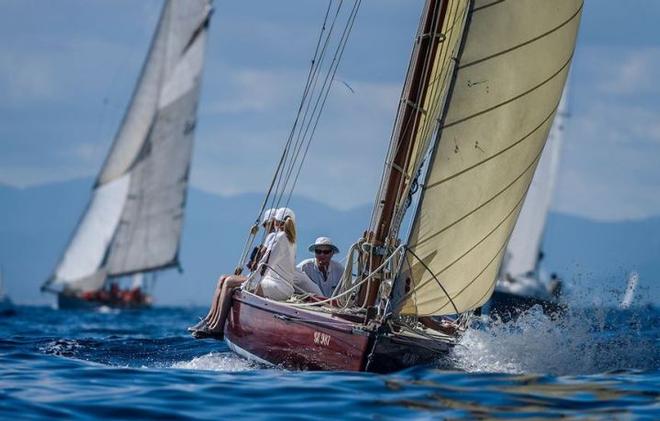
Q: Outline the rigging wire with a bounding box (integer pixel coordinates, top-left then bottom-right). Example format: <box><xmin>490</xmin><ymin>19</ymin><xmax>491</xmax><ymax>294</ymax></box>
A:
<box><xmin>271</xmin><ymin>0</ymin><xmax>346</xmax><ymax>210</ymax></box>
<box><xmin>236</xmin><ymin>0</ymin><xmax>362</xmax><ymax>268</ymax></box>
<box><xmin>234</xmin><ymin>1</ymin><xmax>335</xmax><ymax>269</ymax></box>
<box><xmin>258</xmin><ymin>0</ymin><xmax>335</xmax><ymax>223</ymax></box>
<box><xmin>284</xmin><ymin>0</ymin><xmax>362</xmax><ymax>207</ymax></box>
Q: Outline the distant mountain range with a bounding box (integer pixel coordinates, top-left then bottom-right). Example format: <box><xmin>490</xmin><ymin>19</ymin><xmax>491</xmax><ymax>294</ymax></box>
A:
<box><xmin>1</xmin><ymin>178</ymin><xmax>658</xmax><ymax>306</ymax></box>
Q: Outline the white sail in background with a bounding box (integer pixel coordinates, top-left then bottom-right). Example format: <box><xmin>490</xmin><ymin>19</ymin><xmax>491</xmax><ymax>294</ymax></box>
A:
<box><xmin>400</xmin><ymin>0</ymin><xmax>583</xmax><ymax>316</ymax></box>
<box><xmin>503</xmin><ymin>88</ymin><xmax>568</xmax><ymax>279</ymax></box>
<box><xmin>620</xmin><ymin>272</ymin><xmax>639</xmax><ymax>309</ymax></box>
<box><xmin>44</xmin><ymin>0</ymin><xmax>212</xmax><ymax>293</ymax></box>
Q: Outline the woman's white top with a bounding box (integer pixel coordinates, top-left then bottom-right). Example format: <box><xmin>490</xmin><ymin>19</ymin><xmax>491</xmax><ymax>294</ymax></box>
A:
<box><xmin>259</xmin><ymin>231</ymin><xmax>296</xmax><ymax>300</ymax></box>
<box><xmin>262</xmin><ymin>231</ymin><xmax>296</xmax><ymax>282</ymax></box>
<box><xmin>242</xmin><ymin>231</ymin><xmax>277</xmax><ymax>291</ymax></box>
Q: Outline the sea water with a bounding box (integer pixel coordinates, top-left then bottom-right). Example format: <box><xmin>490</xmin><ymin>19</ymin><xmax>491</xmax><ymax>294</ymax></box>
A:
<box><xmin>0</xmin><ymin>304</ymin><xmax>658</xmax><ymax>419</ymax></box>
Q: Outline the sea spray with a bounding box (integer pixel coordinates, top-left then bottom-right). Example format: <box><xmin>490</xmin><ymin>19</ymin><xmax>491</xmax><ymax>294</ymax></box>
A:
<box><xmin>451</xmin><ymin>303</ymin><xmax>658</xmax><ymax>375</ymax></box>
<box><xmin>172</xmin><ymin>352</ymin><xmax>257</xmax><ymax>372</ymax></box>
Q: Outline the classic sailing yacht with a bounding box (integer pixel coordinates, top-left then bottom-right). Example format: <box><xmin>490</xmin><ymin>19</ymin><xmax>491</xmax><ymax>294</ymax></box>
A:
<box><xmin>41</xmin><ymin>0</ymin><xmax>212</xmax><ymax>309</ymax></box>
<box><xmin>221</xmin><ymin>0</ymin><xmax>582</xmax><ymax>372</ymax></box>
<box><xmin>486</xmin><ymin>88</ymin><xmax>569</xmax><ymax>319</ymax></box>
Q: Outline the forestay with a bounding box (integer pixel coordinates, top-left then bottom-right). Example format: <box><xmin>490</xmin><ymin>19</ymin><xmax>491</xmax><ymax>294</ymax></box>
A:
<box><xmin>45</xmin><ymin>0</ymin><xmax>211</xmax><ymax>292</ymax></box>
<box><xmin>399</xmin><ymin>0</ymin><xmax>583</xmax><ymax>316</ymax></box>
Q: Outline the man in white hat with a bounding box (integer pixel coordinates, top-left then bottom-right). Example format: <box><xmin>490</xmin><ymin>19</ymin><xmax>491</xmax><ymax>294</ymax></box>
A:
<box><xmin>297</xmin><ymin>237</ymin><xmax>344</xmax><ymax>297</ymax></box>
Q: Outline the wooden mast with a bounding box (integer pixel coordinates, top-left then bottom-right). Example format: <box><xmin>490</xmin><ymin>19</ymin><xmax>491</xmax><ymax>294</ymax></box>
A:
<box><xmin>363</xmin><ymin>0</ymin><xmax>449</xmax><ymax>309</ymax></box>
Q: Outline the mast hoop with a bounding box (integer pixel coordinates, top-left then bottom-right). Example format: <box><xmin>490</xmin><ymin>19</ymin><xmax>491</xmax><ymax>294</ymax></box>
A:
<box><xmin>403</xmin><ymin>99</ymin><xmax>428</xmax><ymax>115</ymax></box>
<box><xmin>417</xmin><ymin>32</ymin><xmax>446</xmax><ymax>42</ymax></box>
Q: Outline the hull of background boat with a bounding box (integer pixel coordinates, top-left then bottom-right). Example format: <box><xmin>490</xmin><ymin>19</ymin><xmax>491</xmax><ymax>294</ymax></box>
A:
<box><xmin>0</xmin><ymin>297</ymin><xmax>16</xmax><ymax>316</ymax></box>
<box><xmin>484</xmin><ymin>290</ymin><xmax>563</xmax><ymax>321</ymax></box>
<box><xmin>225</xmin><ymin>291</ymin><xmax>453</xmax><ymax>373</ymax></box>
<box><xmin>57</xmin><ymin>293</ymin><xmax>151</xmax><ymax>310</ymax></box>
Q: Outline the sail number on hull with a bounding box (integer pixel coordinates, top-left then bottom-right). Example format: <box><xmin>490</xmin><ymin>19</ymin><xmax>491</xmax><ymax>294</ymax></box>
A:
<box><xmin>313</xmin><ymin>331</ymin><xmax>331</xmax><ymax>347</ymax></box>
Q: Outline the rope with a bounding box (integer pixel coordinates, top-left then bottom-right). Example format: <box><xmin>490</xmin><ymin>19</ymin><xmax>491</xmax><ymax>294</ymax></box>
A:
<box><xmin>394</xmin><ymin>246</ymin><xmax>460</xmax><ymax>315</ymax></box>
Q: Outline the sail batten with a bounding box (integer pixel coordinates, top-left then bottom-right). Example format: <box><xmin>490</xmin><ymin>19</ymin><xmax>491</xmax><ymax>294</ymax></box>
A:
<box><xmin>45</xmin><ymin>0</ymin><xmax>211</xmax><ymax>294</ymax></box>
<box><xmin>399</xmin><ymin>0</ymin><xmax>582</xmax><ymax>316</ymax></box>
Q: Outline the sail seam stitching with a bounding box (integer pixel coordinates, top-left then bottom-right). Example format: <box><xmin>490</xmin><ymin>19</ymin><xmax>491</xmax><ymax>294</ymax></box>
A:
<box><xmin>444</xmin><ymin>50</ymin><xmax>573</xmax><ymax>130</ymax></box>
<box><xmin>426</xmin><ymin>98</ymin><xmax>560</xmax><ymax>190</ymax></box>
<box><xmin>411</xmin><ymin>122</ymin><xmax>547</xmax><ymax>249</ymax></box>
<box><xmin>430</xmin><ymin>156</ymin><xmax>542</xmax><ymax>312</ymax></box>
<box><xmin>472</xmin><ymin>0</ymin><xmax>505</xmax><ymax>13</ymax></box>
<box><xmin>413</xmin><ymin>181</ymin><xmax>528</xmax><ymax>311</ymax></box>
<box><xmin>459</xmin><ymin>2</ymin><xmax>583</xmax><ymax>70</ymax></box>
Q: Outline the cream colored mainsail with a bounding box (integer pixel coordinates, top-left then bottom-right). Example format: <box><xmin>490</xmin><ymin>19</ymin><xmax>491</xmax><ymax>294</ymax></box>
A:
<box><xmin>502</xmin><ymin>87</ymin><xmax>568</xmax><ymax>279</ymax></box>
<box><xmin>372</xmin><ymin>0</ymin><xmax>470</xmax><ymax>237</ymax></box>
<box><xmin>399</xmin><ymin>0</ymin><xmax>583</xmax><ymax>316</ymax></box>
<box><xmin>398</xmin><ymin>0</ymin><xmax>471</xmax><ymax>197</ymax></box>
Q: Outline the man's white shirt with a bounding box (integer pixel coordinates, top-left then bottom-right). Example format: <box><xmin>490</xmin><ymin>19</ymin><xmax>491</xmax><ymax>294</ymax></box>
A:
<box><xmin>297</xmin><ymin>258</ymin><xmax>344</xmax><ymax>297</ymax></box>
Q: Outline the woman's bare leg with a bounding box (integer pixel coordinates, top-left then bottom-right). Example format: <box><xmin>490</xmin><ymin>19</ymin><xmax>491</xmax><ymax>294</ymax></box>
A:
<box><xmin>208</xmin><ymin>276</ymin><xmax>244</xmax><ymax>331</ymax></box>
<box><xmin>203</xmin><ymin>275</ymin><xmax>227</xmax><ymax>322</ymax></box>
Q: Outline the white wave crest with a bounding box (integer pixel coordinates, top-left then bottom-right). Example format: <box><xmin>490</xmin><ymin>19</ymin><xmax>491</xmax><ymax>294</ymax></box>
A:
<box><xmin>172</xmin><ymin>352</ymin><xmax>257</xmax><ymax>372</ymax></box>
<box><xmin>40</xmin><ymin>339</ymin><xmax>82</xmax><ymax>357</ymax></box>
<box><xmin>451</xmin><ymin>305</ymin><xmax>656</xmax><ymax>376</ymax></box>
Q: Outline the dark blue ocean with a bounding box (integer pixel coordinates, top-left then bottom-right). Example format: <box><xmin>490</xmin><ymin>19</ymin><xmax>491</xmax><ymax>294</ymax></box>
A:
<box><xmin>1</xmin><ymin>305</ymin><xmax>658</xmax><ymax>419</ymax></box>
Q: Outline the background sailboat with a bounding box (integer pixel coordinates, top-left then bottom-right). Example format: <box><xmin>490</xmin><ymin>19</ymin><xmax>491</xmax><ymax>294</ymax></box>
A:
<box><xmin>41</xmin><ymin>0</ymin><xmax>212</xmax><ymax>309</ymax></box>
<box><xmin>486</xmin><ymin>88</ymin><xmax>569</xmax><ymax>318</ymax></box>
<box><xmin>0</xmin><ymin>265</ymin><xmax>16</xmax><ymax>316</ymax></box>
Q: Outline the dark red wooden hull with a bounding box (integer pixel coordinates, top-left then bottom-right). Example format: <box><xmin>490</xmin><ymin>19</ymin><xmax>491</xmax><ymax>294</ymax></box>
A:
<box><xmin>225</xmin><ymin>291</ymin><xmax>371</xmax><ymax>371</ymax></box>
<box><xmin>224</xmin><ymin>291</ymin><xmax>456</xmax><ymax>372</ymax></box>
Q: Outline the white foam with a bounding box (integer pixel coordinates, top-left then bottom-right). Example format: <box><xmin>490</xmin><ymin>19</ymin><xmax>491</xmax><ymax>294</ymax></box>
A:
<box><xmin>171</xmin><ymin>352</ymin><xmax>257</xmax><ymax>372</ymax></box>
<box><xmin>95</xmin><ymin>306</ymin><xmax>120</xmax><ymax>314</ymax></box>
<box><xmin>451</xmin><ymin>304</ymin><xmax>656</xmax><ymax>376</ymax></box>
<box><xmin>40</xmin><ymin>339</ymin><xmax>82</xmax><ymax>356</ymax></box>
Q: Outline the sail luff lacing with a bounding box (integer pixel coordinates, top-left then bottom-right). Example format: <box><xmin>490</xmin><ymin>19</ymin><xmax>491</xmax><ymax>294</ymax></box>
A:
<box><xmin>387</xmin><ymin>0</ymin><xmax>470</xmax><ymax>243</ymax></box>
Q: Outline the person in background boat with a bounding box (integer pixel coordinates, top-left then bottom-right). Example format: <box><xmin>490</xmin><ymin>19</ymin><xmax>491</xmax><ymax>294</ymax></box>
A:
<box><xmin>189</xmin><ymin>208</ymin><xmax>277</xmax><ymax>338</ymax></box>
<box><xmin>297</xmin><ymin>237</ymin><xmax>344</xmax><ymax>297</ymax></box>
<box><xmin>256</xmin><ymin>208</ymin><xmax>322</xmax><ymax>299</ymax></box>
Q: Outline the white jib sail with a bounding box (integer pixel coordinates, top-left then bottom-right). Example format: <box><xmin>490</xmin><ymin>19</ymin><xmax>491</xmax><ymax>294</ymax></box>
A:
<box><xmin>47</xmin><ymin>0</ymin><xmax>212</xmax><ymax>292</ymax></box>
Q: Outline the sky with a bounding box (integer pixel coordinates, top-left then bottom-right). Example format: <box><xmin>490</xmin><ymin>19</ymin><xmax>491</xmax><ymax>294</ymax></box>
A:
<box><xmin>1</xmin><ymin>0</ymin><xmax>659</xmax><ymax>222</ymax></box>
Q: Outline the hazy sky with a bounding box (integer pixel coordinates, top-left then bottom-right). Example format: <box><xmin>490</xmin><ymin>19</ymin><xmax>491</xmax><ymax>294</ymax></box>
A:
<box><xmin>1</xmin><ymin>0</ymin><xmax>659</xmax><ymax>222</ymax></box>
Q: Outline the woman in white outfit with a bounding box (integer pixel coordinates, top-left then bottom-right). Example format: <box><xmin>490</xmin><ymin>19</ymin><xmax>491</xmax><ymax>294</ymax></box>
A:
<box><xmin>258</xmin><ymin>208</ymin><xmax>322</xmax><ymax>299</ymax></box>
<box><xmin>189</xmin><ymin>208</ymin><xmax>277</xmax><ymax>339</ymax></box>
